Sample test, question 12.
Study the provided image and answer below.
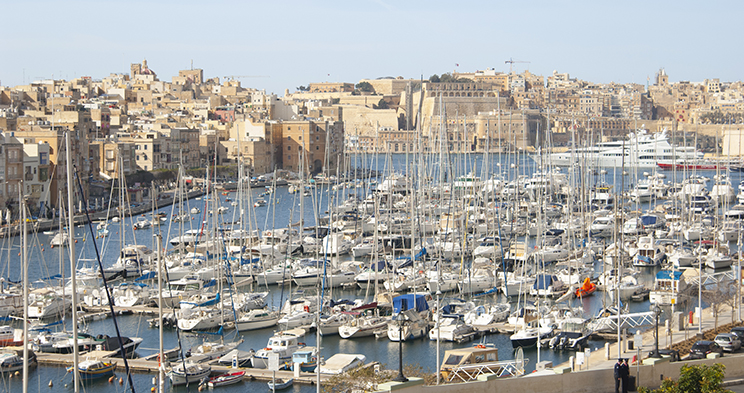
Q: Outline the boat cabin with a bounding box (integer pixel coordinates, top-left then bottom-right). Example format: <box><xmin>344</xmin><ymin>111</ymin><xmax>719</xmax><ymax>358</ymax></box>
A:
<box><xmin>440</xmin><ymin>345</ymin><xmax>499</xmax><ymax>382</ymax></box>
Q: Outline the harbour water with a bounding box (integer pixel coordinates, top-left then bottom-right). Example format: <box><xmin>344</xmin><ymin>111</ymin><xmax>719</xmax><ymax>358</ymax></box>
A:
<box><xmin>0</xmin><ymin>152</ymin><xmax>738</xmax><ymax>392</ymax></box>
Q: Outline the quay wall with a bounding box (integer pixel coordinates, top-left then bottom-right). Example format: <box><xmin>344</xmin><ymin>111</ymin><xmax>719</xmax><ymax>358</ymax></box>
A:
<box><xmin>380</xmin><ymin>354</ymin><xmax>744</xmax><ymax>393</ymax></box>
<box><xmin>1</xmin><ymin>188</ymin><xmax>206</xmax><ymax>237</ymax></box>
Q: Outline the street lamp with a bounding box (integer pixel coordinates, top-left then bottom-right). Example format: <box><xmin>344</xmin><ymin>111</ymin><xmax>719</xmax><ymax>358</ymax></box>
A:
<box><xmin>392</xmin><ymin>315</ymin><xmax>408</xmax><ymax>383</ymax></box>
<box><xmin>652</xmin><ymin>304</ymin><xmax>662</xmax><ymax>358</ymax></box>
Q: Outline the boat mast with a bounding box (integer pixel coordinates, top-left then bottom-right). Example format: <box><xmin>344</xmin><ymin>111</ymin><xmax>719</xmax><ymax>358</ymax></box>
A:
<box><xmin>21</xmin><ymin>190</ymin><xmax>29</xmax><ymax>393</ymax></box>
<box><xmin>156</xmin><ymin>233</ymin><xmax>165</xmax><ymax>393</ymax></box>
<box><xmin>66</xmin><ymin>131</ymin><xmax>80</xmax><ymax>392</ymax></box>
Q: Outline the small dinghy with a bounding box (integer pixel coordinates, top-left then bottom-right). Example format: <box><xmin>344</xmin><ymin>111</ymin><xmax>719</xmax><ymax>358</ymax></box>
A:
<box><xmin>267</xmin><ymin>378</ymin><xmax>294</xmax><ymax>390</ymax></box>
<box><xmin>207</xmin><ymin>371</ymin><xmax>245</xmax><ymax>388</ymax></box>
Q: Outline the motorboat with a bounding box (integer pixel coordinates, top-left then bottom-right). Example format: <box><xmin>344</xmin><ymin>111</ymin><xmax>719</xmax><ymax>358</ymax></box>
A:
<box><xmin>186</xmin><ymin>339</ymin><xmax>242</xmax><ymax>364</ymax></box>
<box><xmin>235</xmin><ymin>309</ymin><xmax>280</xmax><ymax>331</ymax></box>
<box><xmin>632</xmin><ymin>235</ymin><xmax>666</xmax><ymax>267</ymax></box>
<box><xmin>464</xmin><ymin>303</ymin><xmax>510</xmax><ymax>327</ymax></box>
<box><xmin>338</xmin><ymin>315</ymin><xmax>389</xmax><ymax>339</ymax></box>
<box><xmin>50</xmin><ymin>231</ymin><xmax>69</xmax><ymax>247</ymax></box>
<box><xmin>544</xmin><ymin>129</ymin><xmax>702</xmax><ymax>168</ymax></box>
<box><xmin>510</xmin><ymin>323</ymin><xmax>553</xmax><ymax>348</ymax></box>
<box><xmin>169</xmin><ymin>229</ymin><xmax>203</xmax><ymax>246</ymax></box>
<box><xmin>251</xmin><ymin>332</ymin><xmax>305</xmax><ymax>369</ymax></box>
<box><xmin>28</xmin><ymin>289</ymin><xmax>71</xmax><ymax>319</ymax></box>
<box><xmin>428</xmin><ymin>314</ymin><xmax>475</xmax><ymax>342</ymax></box>
<box><xmin>169</xmin><ymin>362</ymin><xmax>211</xmax><ymax>386</ymax></box>
<box><xmin>529</xmin><ymin>274</ymin><xmax>566</xmax><ymax>297</ymax></box>
<box><xmin>649</xmin><ymin>269</ymin><xmax>693</xmax><ymax>306</ymax></box>
<box><xmin>267</xmin><ymin>378</ymin><xmax>293</xmax><ymax>390</ymax></box>
<box><xmin>0</xmin><ymin>326</ymin><xmax>22</xmax><ymax>347</ymax></box>
<box><xmin>318</xmin><ymin>312</ymin><xmax>354</xmax><ymax>336</ymax></box>
<box><xmin>472</xmin><ymin>236</ymin><xmax>502</xmax><ymax>258</ymax></box>
<box><xmin>289</xmin><ymin>349</ymin><xmax>318</xmax><ymax>372</ymax></box>
<box><xmin>207</xmin><ymin>371</ymin><xmax>245</xmax><ymax>388</ymax></box>
<box><xmin>177</xmin><ymin>306</ymin><xmax>235</xmax><ymax>331</ymax></box>
<box><xmin>278</xmin><ymin>310</ymin><xmax>314</xmax><ymax>329</ymax></box>
<box><xmin>439</xmin><ymin>345</ymin><xmax>502</xmax><ymax>383</ymax></box>
<box><xmin>668</xmin><ymin>246</ymin><xmax>697</xmax><ymax>268</ymax></box>
<box><xmin>217</xmin><ymin>349</ymin><xmax>255</xmax><ymax>368</ymax></box>
<box><xmin>69</xmin><ymin>360</ymin><xmax>116</xmax><ymax>381</ymax></box>
<box><xmin>0</xmin><ymin>351</ymin><xmax>33</xmax><ymax>373</ymax></box>
<box><xmin>387</xmin><ymin>309</ymin><xmax>429</xmax><ymax>342</ymax></box>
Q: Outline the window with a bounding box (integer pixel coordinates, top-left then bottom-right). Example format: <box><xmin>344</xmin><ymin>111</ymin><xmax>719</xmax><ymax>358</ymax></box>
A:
<box><xmin>287</xmin><ymin>146</ymin><xmax>291</xmax><ymax>151</ymax></box>
<box><xmin>316</xmin><ymin>146</ymin><xmax>319</xmax><ymax>150</ymax></box>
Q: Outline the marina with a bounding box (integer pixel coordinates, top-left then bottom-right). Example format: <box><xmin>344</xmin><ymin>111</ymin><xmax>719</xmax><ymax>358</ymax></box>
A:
<box><xmin>0</xmin><ymin>145</ymin><xmax>743</xmax><ymax>393</ymax></box>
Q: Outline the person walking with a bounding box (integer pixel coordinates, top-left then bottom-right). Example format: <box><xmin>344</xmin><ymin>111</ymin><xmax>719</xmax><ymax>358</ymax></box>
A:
<box><xmin>614</xmin><ymin>358</ymin><xmax>623</xmax><ymax>393</ymax></box>
<box><xmin>621</xmin><ymin>358</ymin><xmax>630</xmax><ymax>393</ymax></box>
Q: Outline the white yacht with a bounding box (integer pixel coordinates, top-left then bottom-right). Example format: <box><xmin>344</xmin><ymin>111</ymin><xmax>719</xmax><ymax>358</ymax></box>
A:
<box><xmin>544</xmin><ymin>129</ymin><xmax>702</xmax><ymax>168</ymax></box>
<box><xmin>428</xmin><ymin>314</ymin><xmax>475</xmax><ymax>342</ymax></box>
<box><xmin>235</xmin><ymin>309</ymin><xmax>280</xmax><ymax>331</ymax></box>
<box><xmin>339</xmin><ymin>315</ymin><xmax>389</xmax><ymax>339</ymax></box>
<box><xmin>251</xmin><ymin>332</ymin><xmax>305</xmax><ymax>369</ymax></box>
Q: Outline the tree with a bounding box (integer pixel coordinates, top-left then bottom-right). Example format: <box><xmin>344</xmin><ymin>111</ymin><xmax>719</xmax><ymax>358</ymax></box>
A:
<box><xmin>374</xmin><ymin>99</ymin><xmax>389</xmax><ymax>110</ymax></box>
<box><xmin>439</xmin><ymin>72</ymin><xmax>474</xmax><ymax>83</ymax></box>
<box><xmin>639</xmin><ymin>363</ymin><xmax>730</xmax><ymax>393</ymax></box>
<box><xmin>322</xmin><ymin>363</ymin><xmax>435</xmax><ymax>393</ymax></box>
<box><xmin>355</xmin><ymin>81</ymin><xmax>375</xmax><ymax>93</ymax></box>
<box><xmin>702</xmin><ymin>283</ymin><xmax>733</xmax><ymax>330</ymax></box>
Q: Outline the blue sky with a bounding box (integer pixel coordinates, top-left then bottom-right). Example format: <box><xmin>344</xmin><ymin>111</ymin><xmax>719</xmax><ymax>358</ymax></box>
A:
<box><xmin>2</xmin><ymin>0</ymin><xmax>741</xmax><ymax>94</ymax></box>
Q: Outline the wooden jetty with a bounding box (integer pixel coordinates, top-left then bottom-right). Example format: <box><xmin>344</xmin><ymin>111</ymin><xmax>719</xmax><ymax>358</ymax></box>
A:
<box><xmin>36</xmin><ymin>351</ymin><xmax>331</xmax><ymax>385</ymax></box>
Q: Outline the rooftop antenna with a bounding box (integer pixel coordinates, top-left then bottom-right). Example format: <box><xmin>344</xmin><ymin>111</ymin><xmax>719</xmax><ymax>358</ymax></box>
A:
<box><xmin>191</xmin><ymin>59</ymin><xmax>193</xmax><ymax>70</ymax></box>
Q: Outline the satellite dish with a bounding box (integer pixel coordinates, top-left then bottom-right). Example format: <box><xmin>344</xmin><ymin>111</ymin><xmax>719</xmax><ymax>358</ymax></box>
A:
<box><xmin>515</xmin><ymin>347</ymin><xmax>525</xmax><ymax>375</ymax></box>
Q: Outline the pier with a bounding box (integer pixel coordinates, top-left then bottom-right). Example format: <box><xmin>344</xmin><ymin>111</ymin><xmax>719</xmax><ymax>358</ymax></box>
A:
<box><xmin>35</xmin><ymin>351</ymin><xmax>330</xmax><ymax>385</ymax></box>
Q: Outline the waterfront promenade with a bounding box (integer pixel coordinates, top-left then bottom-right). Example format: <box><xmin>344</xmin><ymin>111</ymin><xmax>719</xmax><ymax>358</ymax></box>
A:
<box><xmin>1</xmin><ymin>188</ymin><xmax>206</xmax><ymax>236</ymax></box>
<box><xmin>377</xmin><ymin>302</ymin><xmax>744</xmax><ymax>393</ymax></box>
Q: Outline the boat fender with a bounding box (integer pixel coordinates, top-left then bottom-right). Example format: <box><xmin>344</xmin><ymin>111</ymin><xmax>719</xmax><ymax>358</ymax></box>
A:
<box><xmin>299</xmin><ymin>342</ymin><xmax>306</xmax><ymax>346</ymax></box>
<box><xmin>475</xmin><ymin>344</ymin><xmax>486</xmax><ymax>349</ymax></box>
<box><xmin>266</xmin><ymin>231</ymin><xmax>272</xmax><ymax>237</ymax></box>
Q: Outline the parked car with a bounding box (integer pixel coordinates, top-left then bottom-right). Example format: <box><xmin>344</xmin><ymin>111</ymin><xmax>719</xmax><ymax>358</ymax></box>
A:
<box><xmin>689</xmin><ymin>340</ymin><xmax>724</xmax><ymax>359</ymax></box>
<box><xmin>730</xmin><ymin>326</ymin><xmax>744</xmax><ymax>342</ymax></box>
<box><xmin>714</xmin><ymin>333</ymin><xmax>741</xmax><ymax>352</ymax></box>
<box><xmin>647</xmin><ymin>349</ymin><xmax>680</xmax><ymax>362</ymax></box>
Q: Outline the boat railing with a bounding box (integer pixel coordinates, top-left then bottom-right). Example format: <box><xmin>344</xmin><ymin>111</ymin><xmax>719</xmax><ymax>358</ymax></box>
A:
<box><xmin>444</xmin><ymin>358</ymin><xmax>529</xmax><ymax>383</ymax></box>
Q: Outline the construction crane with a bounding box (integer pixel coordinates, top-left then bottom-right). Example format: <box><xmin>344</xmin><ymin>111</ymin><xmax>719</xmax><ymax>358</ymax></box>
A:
<box><xmin>505</xmin><ymin>58</ymin><xmax>530</xmax><ymax>74</ymax></box>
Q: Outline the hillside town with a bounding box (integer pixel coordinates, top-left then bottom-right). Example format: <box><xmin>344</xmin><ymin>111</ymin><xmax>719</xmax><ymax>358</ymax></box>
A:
<box><xmin>0</xmin><ymin>60</ymin><xmax>742</xmax><ymax>215</ymax></box>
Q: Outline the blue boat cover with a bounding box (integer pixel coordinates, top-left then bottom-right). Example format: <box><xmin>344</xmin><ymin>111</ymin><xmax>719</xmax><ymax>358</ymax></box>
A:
<box><xmin>135</xmin><ymin>271</ymin><xmax>157</xmax><ymax>281</ymax></box>
<box><xmin>392</xmin><ymin>294</ymin><xmax>429</xmax><ymax>314</ymax></box>
<box><xmin>533</xmin><ymin>274</ymin><xmax>556</xmax><ymax>290</ymax></box>
<box><xmin>656</xmin><ymin>270</ymin><xmax>683</xmax><ymax>280</ymax></box>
